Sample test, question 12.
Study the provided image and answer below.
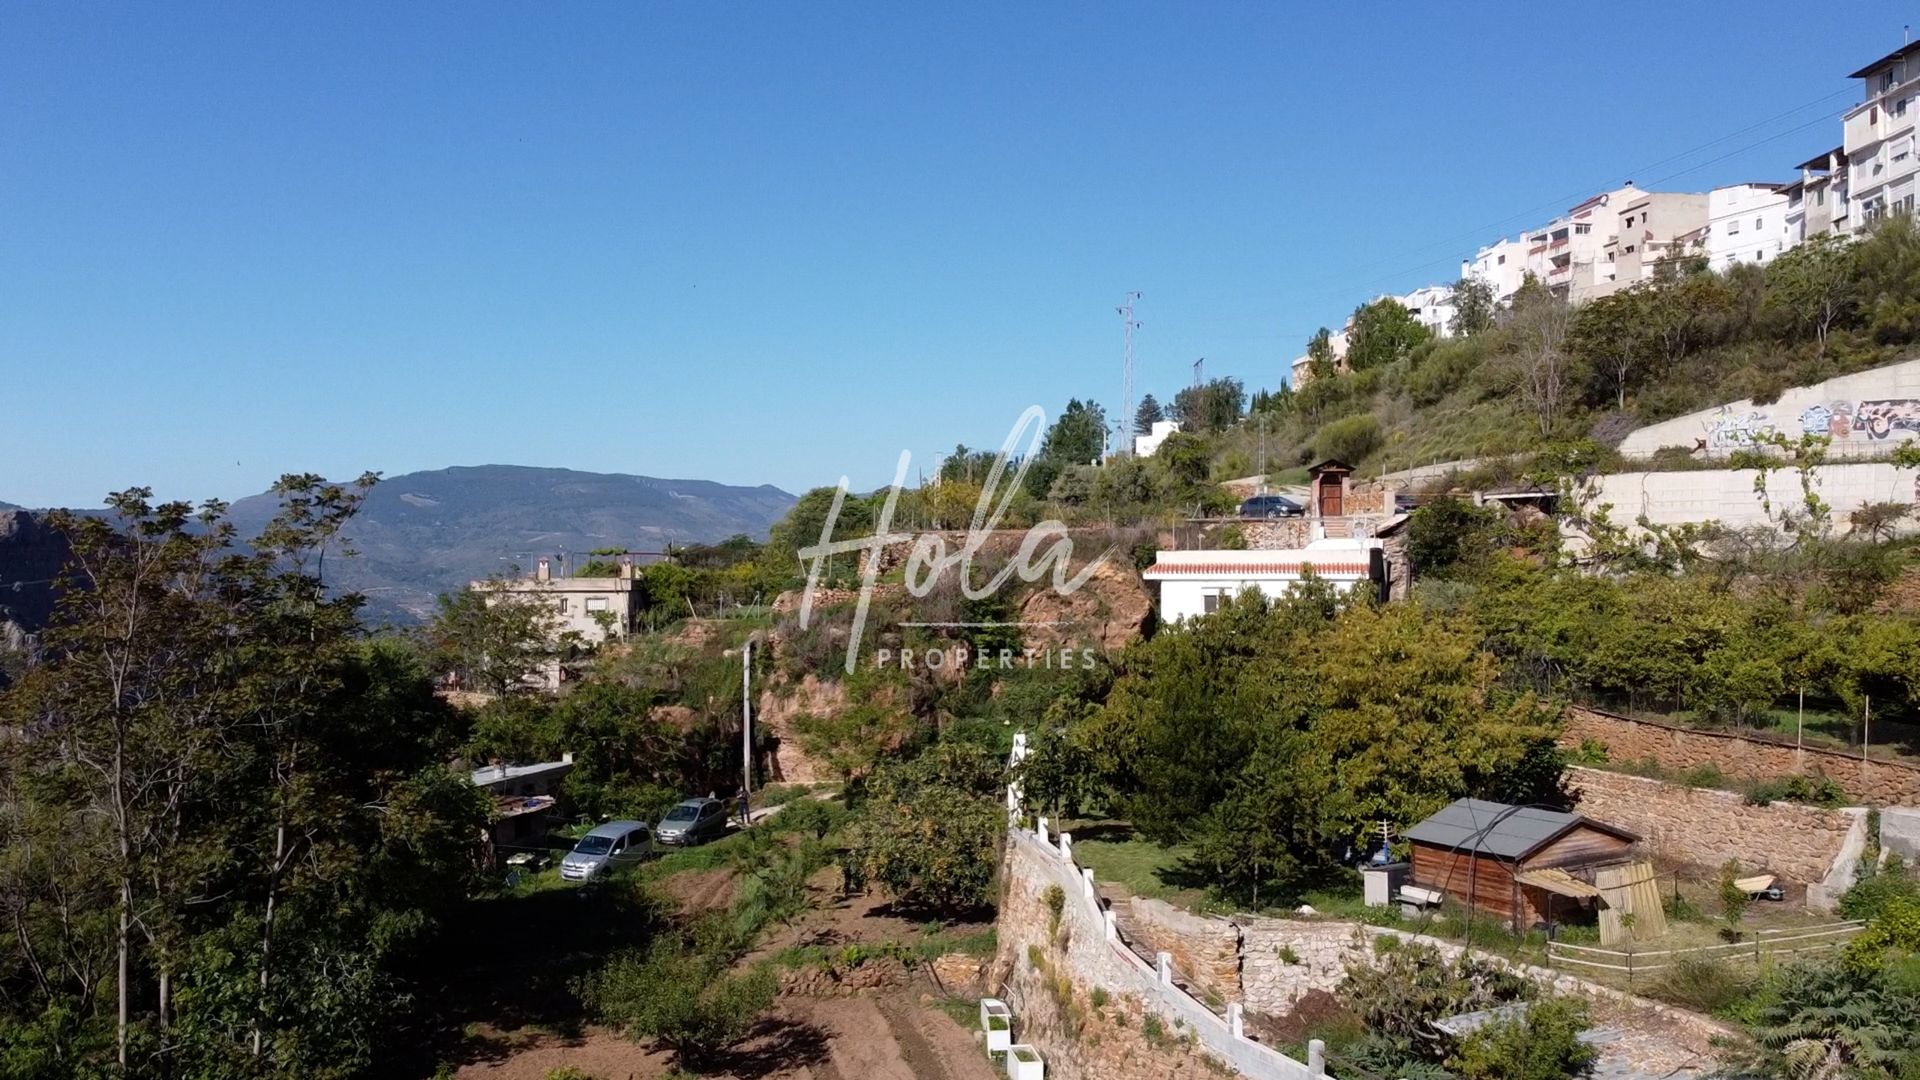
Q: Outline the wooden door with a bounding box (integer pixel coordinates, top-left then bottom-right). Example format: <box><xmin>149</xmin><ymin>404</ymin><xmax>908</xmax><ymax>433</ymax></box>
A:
<box><xmin>1318</xmin><ymin>481</ymin><xmax>1343</xmax><ymax>518</ymax></box>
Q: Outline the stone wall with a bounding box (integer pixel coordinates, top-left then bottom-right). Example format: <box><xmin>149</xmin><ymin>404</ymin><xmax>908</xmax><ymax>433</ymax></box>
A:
<box><xmin>1564</xmin><ymin>766</ymin><xmax>1868</xmax><ymax>910</ymax></box>
<box><xmin>1563</xmin><ymin>705</ymin><xmax>1920</xmax><ymax>807</ymax></box>
<box><xmin>996</xmin><ymin>828</ymin><xmax>1323</xmax><ymax>1079</ymax></box>
<box><xmin>1121</xmin><ymin>895</ymin><xmax>1241</xmax><ymax>1007</ymax></box>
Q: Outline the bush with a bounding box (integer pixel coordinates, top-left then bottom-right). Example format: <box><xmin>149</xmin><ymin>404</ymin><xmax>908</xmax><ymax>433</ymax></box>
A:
<box><xmin>580</xmin><ymin>942</ymin><xmax>778</xmax><ymax>1067</ymax></box>
<box><xmin>1314</xmin><ymin>414</ymin><xmax>1384</xmax><ymax>463</ymax></box>
<box><xmin>1447</xmin><ymin>996</ymin><xmax>1597</xmax><ymax>1080</ymax></box>
<box><xmin>1650</xmin><ymin>955</ymin><xmax>1753</xmax><ymax>1013</ymax></box>
<box><xmin>1840</xmin><ymin>858</ymin><xmax>1918</xmax><ymax>922</ymax></box>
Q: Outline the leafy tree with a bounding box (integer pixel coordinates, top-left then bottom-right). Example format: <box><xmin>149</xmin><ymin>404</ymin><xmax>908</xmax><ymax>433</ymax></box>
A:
<box><xmin>792</xmin><ymin>672</ymin><xmax>916</xmax><ymax>787</ymax></box>
<box><xmin>1569</xmin><ymin>288</ymin><xmax>1654</xmax><ymax>410</ymax></box>
<box><xmin>1304</xmin><ymin>327</ymin><xmax>1338</xmax><ymax>380</ymax></box>
<box><xmin>849</xmin><ymin>744</ymin><xmax>1005</xmax><ymax>914</ymax></box>
<box><xmin>427</xmin><ymin>581</ymin><xmax>572</xmax><ymax>695</ymax></box>
<box><xmin>1405</xmin><ymin>495</ymin><xmax>1503</xmax><ymax>578</ymax></box>
<box><xmin>1171</xmin><ymin>377</ymin><xmax>1247</xmax><ymax>434</ymax></box>
<box><xmin>1725</xmin><ymin>960</ymin><xmax>1920</xmax><ymax>1078</ymax></box>
<box><xmin>1449</xmin><ymin>275</ymin><xmax>1497</xmax><ymax>337</ymax></box>
<box><xmin>1133</xmin><ymin>394</ymin><xmax>1164</xmax><ymax>435</ymax></box>
<box><xmin>1849</xmin><ymin>500</ymin><xmax>1912</xmax><ymax>542</ymax></box>
<box><xmin>1346</xmin><ymin>298</ymin><xmax>1431</xmax><ymax>372</ymax></box>
<box><xmin>1852</xmin><ymin>213</ymin><xmax>1920</xmax><ymax>342</ymax></box>
<box><xmin>1023</xmin><ymin>399</ymin><xmax>1109</xmax><ymax>498</ymax></box>
<box><xmin>1763</xmin><ymin>233</ymin><xmax>1856</xmax><ymax>354</ymax></box>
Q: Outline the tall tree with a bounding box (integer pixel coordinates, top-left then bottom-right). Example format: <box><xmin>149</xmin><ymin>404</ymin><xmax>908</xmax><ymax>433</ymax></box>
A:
<box><xmin>1507</xmin><ymin>282</ymin><xmax>1577</xmax><ymax>435</ymax></box>
<box><xmin>1171</xmin><ymin>377</ymin><xmax>1246</xmax><ymax>434</ymax></box>
<box><xmin>1133</xmin><ymin>394</ymin><xmax>1164</xmax><ymax>435</ymax></box>
<box><xmin>1346</xmin><ymin>298</ymin><xmax>1432</xmax><ymax>371</ymax></box>
<box><xmin>1449</xmin><ymin>275</ymin><xmax>1497</xmax><ymax>337</ymax></box>
<box><xmin>1023</xmin><ymin>399</ymin><xmax>1108</xmax><ymax>498</ymax></box>
<box><xmin>1764</xmin><ymin>234</ymin><xmax>1857</xmax><ymax>355</ymax></box>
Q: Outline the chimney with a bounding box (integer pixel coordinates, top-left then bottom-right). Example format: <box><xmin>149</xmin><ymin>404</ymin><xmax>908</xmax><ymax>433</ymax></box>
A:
<box><xmin>619</xmin><ymin>555</ymin><xmax>634</xmax><ymax>580</ymax></box>
<box><xmin>536</xmin><ymin>557</ymin><xmax>551</xmax><ymax>582</ymax></box>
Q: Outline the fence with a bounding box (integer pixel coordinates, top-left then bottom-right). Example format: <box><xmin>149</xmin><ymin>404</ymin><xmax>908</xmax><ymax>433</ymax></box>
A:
<box><xmin>1546</xmin><ymin>921</ymin><xmax>1865</xmax><ymax>989</ymax></box>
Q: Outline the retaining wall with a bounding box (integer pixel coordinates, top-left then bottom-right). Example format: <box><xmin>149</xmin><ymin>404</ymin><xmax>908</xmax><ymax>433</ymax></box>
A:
<box><xmin>1565</xmin><ymin>766</ymin><xmax>1869</xmax><ymax>911</ymax></box>
<box><xmin>1563</xmin><ymin>705</ymin><xmax>1920</xmax><ymax>807</ymax></box>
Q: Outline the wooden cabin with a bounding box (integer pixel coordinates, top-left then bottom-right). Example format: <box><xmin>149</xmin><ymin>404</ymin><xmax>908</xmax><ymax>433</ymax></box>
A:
<box><xmin>1404</xmin><ymin>798</ymin><xmax>1639</xmax><ymax>931</ymax></box>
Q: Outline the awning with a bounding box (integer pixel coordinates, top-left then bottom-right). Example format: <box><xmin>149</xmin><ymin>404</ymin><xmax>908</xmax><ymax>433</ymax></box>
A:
<box><xmin>1514</xmin><ymin>867</ymin><xmax>1602</xmax><ymax>899</ymax></box>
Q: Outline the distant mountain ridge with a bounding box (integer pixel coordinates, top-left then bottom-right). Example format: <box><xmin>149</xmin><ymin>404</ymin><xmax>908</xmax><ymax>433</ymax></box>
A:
<box><xmin>223</xmin><ymin>465</ymin><xmax>796</xmax><ymax>624</ymax></box>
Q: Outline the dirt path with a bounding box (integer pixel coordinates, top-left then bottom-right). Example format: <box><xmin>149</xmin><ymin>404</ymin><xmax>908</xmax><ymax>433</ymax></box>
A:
<box><xmin>447</xmin><ymin>989</ymin><xmax>998</xmax><ymax>1080</ymax></box>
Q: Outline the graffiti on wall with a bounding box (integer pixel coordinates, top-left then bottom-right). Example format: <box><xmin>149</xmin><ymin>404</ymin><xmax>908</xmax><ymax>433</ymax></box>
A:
<box><xmin>1704</xmin><ymin>407</ymin><xmax>1776</xmax><ymax>449</ymax></box>
<box><xmin>1767</xmin><ymin>398</ymin><xmax>1920</xmax><ymax>444</ymax></box>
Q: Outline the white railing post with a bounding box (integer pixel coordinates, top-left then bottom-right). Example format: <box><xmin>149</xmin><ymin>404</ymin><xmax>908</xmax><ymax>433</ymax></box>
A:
<box><xmin>1081</xmin><ymin>867</ymin><xmax>1096</xmax><ymax>899</ymax></box>
<box><xmin>1308</xmin><ymin>1038</ymin><xmax>1327</xmax><ymax>1075</ymax></box>
<box><xmin>1156</xmin><ymin>951</ymin><xmax>1173</xmax><ymax>986</ymax></box>
<box><xmin>1058</xmin><ymin>831</ymin><xmax>1072</xmax><ymax>860</ymax></box>
<box><xmin>1228</xmin><ymin>1002</ymin><xmax>1244</xmax><ymax>1039</ymax></box>
<box><xmin>1036</xmin><ymin>816</ymin><xmax>1049</xmax><ymax>845</ymax></box>
<box><xmin>1103</xmin><ymin>909</ymin><xmax>1117</xmax><ymax>942</ymax></box>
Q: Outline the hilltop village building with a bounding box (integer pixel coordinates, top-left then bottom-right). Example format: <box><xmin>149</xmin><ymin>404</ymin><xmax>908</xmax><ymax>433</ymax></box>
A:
<box><xmin>1292</xmin><ymin>38</ymin><xmax>1920</xmax><ymax>391</ymax></box>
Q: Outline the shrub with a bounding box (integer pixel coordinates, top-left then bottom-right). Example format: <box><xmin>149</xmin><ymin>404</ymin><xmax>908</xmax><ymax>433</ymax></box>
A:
<box><xmin>1651</xmin><ymin>956</ymin><xmax>1753</xmax><ymax>1013</ymax></box>
<box><xmin>579</xmin><ymin>942</ymin><xmax>778</xmax><ymax>1067</ymax></box>
<box><xmin>1044</xmin><ymin>884</ymin><xmax>1066</xmax><ymax>933</ymax></box>
<box><xmin>1314</xmin><ymin>414</ymin><xmax>1384</xmax><ymax>463</ymax></box>
<box><xmin>1447</xmin><ymin>996</ymin><xmax>1597</xmax><ymax>1080</ymax></box>
<box><xmin>1840</xmin><ymin>857</ymin><xmax>1918</xmax><ymax>922</ymax></box>
<box><xmin>1717</xmin><ymin>860</ymin><xmax>1751</xmax><ymax>933</ymax></box>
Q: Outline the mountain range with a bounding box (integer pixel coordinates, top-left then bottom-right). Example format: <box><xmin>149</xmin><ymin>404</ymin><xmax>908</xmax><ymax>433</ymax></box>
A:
<box><xmin>9</xmin><ymin>466</ymin><xmax>796</xmax><ymax>626</ymax></box>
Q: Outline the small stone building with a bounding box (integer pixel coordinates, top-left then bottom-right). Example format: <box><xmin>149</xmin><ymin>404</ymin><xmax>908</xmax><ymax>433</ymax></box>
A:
<box><xmin>1404</xmin><ymin>798</ymin><xmax>1639</xmax><ymax>931</ymax></box>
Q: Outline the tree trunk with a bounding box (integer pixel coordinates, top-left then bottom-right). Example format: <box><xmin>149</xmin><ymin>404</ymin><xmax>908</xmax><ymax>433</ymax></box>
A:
<box><xmin>253</xmin><ymin>814</ymin><xmax>285</xmax><ymax>1057</ymax></box>
<box><xmin>115</xmin><ymin>739</ymin><xmax>130</xmax><ymax>1070</ymax></box>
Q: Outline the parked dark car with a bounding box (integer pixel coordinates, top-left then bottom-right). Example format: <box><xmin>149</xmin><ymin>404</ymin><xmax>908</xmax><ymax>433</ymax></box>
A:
<box><xmin>1239</xmin><ymin>494</ymin><xmax>1303</xmax><ymax>519</ymax></box>
<box><xmin>654</xmin><ymin>797</ymin><xmax>730</xmax><ymax>846</ymax></box>
<box><xmin>1394</xmin><ymin>493</ymin><xmax>1420</xmax><ymax>513</ymax></box>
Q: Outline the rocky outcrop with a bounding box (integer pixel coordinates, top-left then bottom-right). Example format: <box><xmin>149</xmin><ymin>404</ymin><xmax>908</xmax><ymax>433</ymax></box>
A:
<box><xmin>1017</xmin><ymin>557</ymin><xmax>1153</xmax><ymax>652</ymax></box>
<box><xmin>755</xmin><ymin>674</ymin><xmax>849</xmax><ymax>783</ymax></box>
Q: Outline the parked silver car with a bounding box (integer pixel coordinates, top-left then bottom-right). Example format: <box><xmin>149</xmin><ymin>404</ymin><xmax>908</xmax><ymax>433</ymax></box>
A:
<box><xmin>559</xmin><ymin>820</ymin><xmax>653</xmax><ymax>881</ymax></box>
<box><xmin>655</xmin><ymin>797</ymin><xmax>730</xmax><ymax>846</ymax></box>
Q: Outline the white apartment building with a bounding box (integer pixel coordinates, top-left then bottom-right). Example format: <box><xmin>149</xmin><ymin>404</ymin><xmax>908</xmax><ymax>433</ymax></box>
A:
<box><xmin>1598</xmin><ymin>189</ymin><xmax>1709</xmax><ymax>294</ymax></box>
<box><xmin>1462</xmin><ymin>237</ymin><xmax>1530</xmax><ymax>304</ymax></box>
<box><xmin>1524</xmin><ymin>184</ymin><xmax>1642</xmax><ymax>303</ymax></box>
<box><xmin>1844</xmin><ymin>41</ymin><xmax>1920</xmax><ymax>230</ymax></box>
<box><xmin>1398</xmin><ymin>284</ymin><xmax>1457</xmax><ymax>337</ymax></box>
<box><xmin>1134</xmin><ymin>419</ymin><xmax>1181</xmax><ymax>457</ymax></box>
<box><xmin>1704</xmin><ymin>183</ymin><xmax>1793</xmax><ymax>269</ymax></box>
<box><xmin>1783</xmin><ymin>147</ymin><xmax>1849</xmax><ymax>243</ymax></box>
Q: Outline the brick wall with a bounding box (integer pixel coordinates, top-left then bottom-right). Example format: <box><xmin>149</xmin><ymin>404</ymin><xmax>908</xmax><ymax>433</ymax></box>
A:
<box><xmin>1564</xmin><ymin>766</ymin><xmax>1868</xmax><ymax>909</ymax></box>
<box><xmin>1562</xmin><ymin>705</ymin><xmax>1920</xmax><ymax>807</ymax></box>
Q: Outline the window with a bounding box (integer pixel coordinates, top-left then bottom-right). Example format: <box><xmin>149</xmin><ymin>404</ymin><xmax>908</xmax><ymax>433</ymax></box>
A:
<box><xmin>1896</xmin><ymin>97</ymin><xmax>1911</xmax><ymax>117</ymax></box>
<box><xmin>556</xmin><ymin>598</ymin><xmax>569</xmax><ymax>614</ymax></box>
<box><xmin>585</xmin><ymin>596</ymin><xmax>610</xmax><ymax>612</ymax></box>
<box><xmin>1202</xmin><ymin>593</ymin><xmax>1221</xmax><ymax>615</ymax></box>
<box><xmin>1728</xmin><ymin>220</ymin><xmax>1741</xmax><ymax>234</ymax></box>
<box><xmin>1624</xmin><ymin>214</ymin><xmax>1635</xmax><ymax>227</ymax></box>
<box><xmin>1754</xmin><ymin>217</ymin><xmax>1763</xmax><ymax>229</ymax></box>
<box><xmin>1497</xmin><ymin>254</ymin><xmax>1506</xmax><ymax>265</ymax></box>
<box><xmin>1575</xmin><ymin>223</ymin><xmax>1591</xmax><ymax>235</ymax></box>
<box><xmin>1625</xmin><ymin>244</ymin><xmax>1637</xmax><ymax>253</ymax></box>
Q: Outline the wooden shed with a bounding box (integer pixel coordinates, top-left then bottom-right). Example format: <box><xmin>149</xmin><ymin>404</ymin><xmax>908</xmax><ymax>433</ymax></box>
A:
<box><xmin>1404</xmin><ymin>798</ymin><xmax>1639</xmax><ymax>931</ymax></box>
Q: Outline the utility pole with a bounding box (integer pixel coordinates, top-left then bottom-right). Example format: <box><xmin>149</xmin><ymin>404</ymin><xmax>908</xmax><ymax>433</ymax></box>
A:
<box><xmin>742</xmin><ymin>638</ymin><xmax>754</xmax><ymax>798</ymax></box>
<box><xmin>1117</xmin><ymin>291</ymin><xmax>1141</xmax><ymax>452</ymax></box>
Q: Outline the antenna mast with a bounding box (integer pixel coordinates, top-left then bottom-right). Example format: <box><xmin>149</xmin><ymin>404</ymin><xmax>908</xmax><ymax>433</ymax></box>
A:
<box><xmin>1118</xmin><ymin>291</ymin><xmax>1142</xmax><ymax>453</ymax></box>
<box><xmin>1192</xmin><ymin>357</ymin><xmax>1204</xmax><ymax>388</ymax></box>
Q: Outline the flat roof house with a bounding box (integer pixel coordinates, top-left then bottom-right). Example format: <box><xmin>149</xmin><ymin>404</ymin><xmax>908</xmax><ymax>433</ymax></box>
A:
<box><xmin>471</xmin><ymin>754</ymin><xmax>574</xmax><ymax>868</ymax></box>
<box><xmin>1142</xmin><ymin>540</ymin><xmax>1387</xmax><ymax>623</ymax></box>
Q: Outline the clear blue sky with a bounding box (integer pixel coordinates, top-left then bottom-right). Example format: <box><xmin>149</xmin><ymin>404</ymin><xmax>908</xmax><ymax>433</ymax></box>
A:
<box><xmin>4</xmin><ymin>3</ymin><xmax>1914</xmax><ymax>507</ymax></box>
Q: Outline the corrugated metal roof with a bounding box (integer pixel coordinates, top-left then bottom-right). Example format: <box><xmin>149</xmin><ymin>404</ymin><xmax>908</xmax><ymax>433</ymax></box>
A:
<box><xmin>1404</xmin><ymin>798</ymin><xmax>1585</xmax><ymax>860</ymax></box>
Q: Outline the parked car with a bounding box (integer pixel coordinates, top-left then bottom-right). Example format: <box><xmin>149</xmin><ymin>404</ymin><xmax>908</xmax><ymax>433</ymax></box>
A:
<box><xmin>1394</xmin><ymin>493</ymin><xmax>1420</xmax><ymax>513</ymax></box>
<box><xmin>655</xmin><ymin>797</ymin><xmax>731</xmax><ymax>847</ymax></box>
<box><xmin>560</xmin><ymin>820</ymin><xmax>653</xmax><ymax>881</ymax></box>
<box><xmin>1239</xmin><ymin>494</ymin><xmax>1303</xmax><ymax>519</ymax></box>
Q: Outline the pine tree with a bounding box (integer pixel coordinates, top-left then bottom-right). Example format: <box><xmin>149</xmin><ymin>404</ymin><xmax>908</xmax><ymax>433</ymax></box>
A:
<box><xmin>1133</xmin><ymin>394</ymin><xmax>1164</xmax><ymax>435</ymax></box>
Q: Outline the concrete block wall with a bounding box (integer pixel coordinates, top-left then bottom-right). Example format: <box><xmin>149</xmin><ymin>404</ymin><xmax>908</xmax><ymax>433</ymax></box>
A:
<box><xmin>1618</xmin><ymin>357</ymin><xmax>1920</xmax><ymax>460</ymax></box>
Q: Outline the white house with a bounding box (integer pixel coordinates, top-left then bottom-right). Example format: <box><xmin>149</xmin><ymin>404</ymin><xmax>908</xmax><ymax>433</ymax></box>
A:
<box><xmin>1134</xmin><ymin>419</ymin><xmax>1182</xmax><ymax>457</ymax></box>
<box><xmin>1142</xmin><ymin>540</ymin><xmax>1387</xmax><ymax>623</ymax></box>
<box><xmin>1705</xmin><ymin>184</ymin><xmax>1793</xmax><ymax>270</ymax></box>
<box><xmin>1397</xmin><ymin>284</ymin><xmax>1457</xmax><ymax>338</ymax></box>
<box><xmin>1843</xmin><ymin>41</ymin><xmax>1920</xmax><ymax>231</ymax></box>
<box><xmin>470</xmin><ymin>557</ymin><xmax>647</xmax><ymax>687</ymax></box>
<box><xmin>1462</xmin><ymin>237</ymin><xmax>1531</xmax><ymax>305</ymax></box>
